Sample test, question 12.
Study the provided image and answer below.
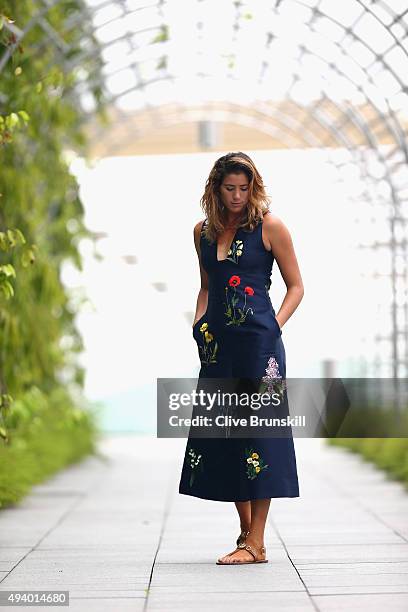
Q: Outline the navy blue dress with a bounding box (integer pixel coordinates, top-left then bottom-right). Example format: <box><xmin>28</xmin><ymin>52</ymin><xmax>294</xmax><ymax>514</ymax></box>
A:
<box><xmin>178</xmin><ymin>213</ymin><xmax>300</xmax><ymax>502</ymax></box>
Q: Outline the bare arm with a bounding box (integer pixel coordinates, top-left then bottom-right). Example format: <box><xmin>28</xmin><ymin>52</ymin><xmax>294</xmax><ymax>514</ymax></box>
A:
<box><xmin>263</xmin><ymin>213</ymin><xmax>304</xmax><ymax>330</ymax></box>
<box><xmin>192</xmin><ymin>220</ymin><xmax>209</xmax><ymax>327</ymax></box>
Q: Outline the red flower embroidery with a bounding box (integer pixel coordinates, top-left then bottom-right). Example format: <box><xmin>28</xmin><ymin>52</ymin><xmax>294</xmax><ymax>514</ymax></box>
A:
<box><xmin>224</xmin><ymin>277</ymin><xmax>254</xmax><ymax>326</ymax></box>
<box><xmin>229</xmin><ymin>275</ymin><xmax>241</xmax><ymax>287</ymax></box>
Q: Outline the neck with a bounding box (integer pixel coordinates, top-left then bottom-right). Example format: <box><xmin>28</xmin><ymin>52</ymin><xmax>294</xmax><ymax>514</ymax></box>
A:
<box><xmin>224</xmin><ymin>211</ymin><xmax>246</xmax><ymax>228</ymax></box>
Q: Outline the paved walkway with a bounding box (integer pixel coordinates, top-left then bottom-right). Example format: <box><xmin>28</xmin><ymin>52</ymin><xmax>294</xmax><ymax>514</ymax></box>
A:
<box><xmin>0</xmin><ymin>436</ymin><xmax>408</xmax><ymax>611</ymax></box>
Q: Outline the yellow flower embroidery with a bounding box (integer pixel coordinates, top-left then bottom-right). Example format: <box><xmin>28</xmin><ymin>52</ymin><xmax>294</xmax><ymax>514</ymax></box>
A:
<box><xmin>245</xmin><ymin>447</ymin><xmax>268</xmax><ymax>479</ymax></box>
<box><xmin>197</xmin><ymin>323</ymin><xmax>218</xmax><ymax>364</ymax></box>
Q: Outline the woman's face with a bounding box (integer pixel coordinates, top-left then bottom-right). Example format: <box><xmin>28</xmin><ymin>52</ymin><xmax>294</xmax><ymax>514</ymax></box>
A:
<box><xmin>219</xmin><ymin>172</ymin><xmax>249</xmax><ymax>216</ymax></box>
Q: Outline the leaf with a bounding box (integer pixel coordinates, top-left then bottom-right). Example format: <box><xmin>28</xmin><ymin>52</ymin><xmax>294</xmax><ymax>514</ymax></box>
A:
<box><xmin>6</xmin><ymin>229</ymin><xmax>15</xmax><ymax>246</ymax></box>
<box><xmin>0</xmin><ymin>264</ymin><xmax>16</xmax><ymax>278</ymax></box>
<box><xmin>1</xmin><ymin>280</ymin><xmax>14</xmax><ymax>299</ymax></box>
<box><xmin>14</xmin><ymin>228</ymin><xmax>26</xmax><ymax>244</ymax></box>
<box><xmin>18</xmin><ymin>110</ymin><xmax>30</xmax><ymax>123</ymax></box>
<box><xmin>151</xmin><ymin>24</ymin><xmax>169</xmax><ymax>44</ymax></box>
<box><xmin>21</xmin><ymin>247</ymin><xmax>36</xmax><ymax>267</ymax></box>
<box><xmin>6</xmin><ymin>112</ymin><xmax>19</xmax><ymax>128</ymax></box>
<box><xmin>0</xmin><ymin>393</ymin><xmax>12</xmax><ymax>407</ymax></box>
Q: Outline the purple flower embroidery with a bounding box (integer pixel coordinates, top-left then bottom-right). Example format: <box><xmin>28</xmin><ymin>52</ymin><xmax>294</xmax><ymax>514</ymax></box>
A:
<box><xmin>259</xmin><ymin>356</ymin><xmax>287</xmax><ymax>398</ymax></box>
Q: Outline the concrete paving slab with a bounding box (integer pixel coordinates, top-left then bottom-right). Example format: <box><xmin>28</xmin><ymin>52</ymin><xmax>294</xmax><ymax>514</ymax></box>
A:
<box><xmin>285</xmin><ymin>543</ymin><xmax>408</xmax><ymax>564</ymax></box>
<box><xmin>313</xmin><ymin>592</ymin><xmax>408</xmax><ymax>611</ymax></box>
<box><xmin>1</xmin><ymin>435</ymin><xmax>408</xmax><ymax>612</ymax></box>
<box><xmin>146</xmin><ymin>589</ymin><xmax>315</xmax><ymax>611</ymax></box>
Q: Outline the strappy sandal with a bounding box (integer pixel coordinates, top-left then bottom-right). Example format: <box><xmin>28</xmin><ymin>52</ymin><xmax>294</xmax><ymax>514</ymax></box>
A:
<box><xmin>215</xmin><ymin>530</ymin><xmax>249</xmax><ymax>564</ymax></box>
<box><xmin>236</xmin><ymin>529</ymin><xmax>250</xmax><ymax>547</ymax></box>
<box><xmin>216</xmin><ymin>543</ymin><xmax>268</xmax><ymax>565</ymax></box>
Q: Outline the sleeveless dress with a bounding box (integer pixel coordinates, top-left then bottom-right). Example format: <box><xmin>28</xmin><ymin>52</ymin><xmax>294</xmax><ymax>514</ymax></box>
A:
<box><xmin>178</xmin><ymin>212</ymin><xmax>300</xmax><ymax>502</ymax></box>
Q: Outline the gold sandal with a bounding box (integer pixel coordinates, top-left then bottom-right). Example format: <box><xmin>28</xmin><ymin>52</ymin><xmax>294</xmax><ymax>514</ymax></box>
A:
<box><xmin>215</xmin><ymin>530</ymin><xmax>249</xmax><ymax>564</ymax></box>
<box><xmin>236</xmin><ymin>529</ymin><xmax>250</xmax><ymax>547</ymax></box>
<box><xmin>216</xmin><ymin>543</ymin><xmax>268</xmax><ymax>565</ymax></box>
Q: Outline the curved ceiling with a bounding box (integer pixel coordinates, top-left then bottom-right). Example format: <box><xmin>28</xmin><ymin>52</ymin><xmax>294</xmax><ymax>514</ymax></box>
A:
<box><xmin>1</xmin><ymin>0</ymin><xmax>408</xmax><ymax>376</ymax></box>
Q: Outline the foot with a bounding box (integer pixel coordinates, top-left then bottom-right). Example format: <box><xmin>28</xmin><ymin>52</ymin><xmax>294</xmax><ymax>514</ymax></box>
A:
<box><xmin>217</xmin><ymin>537</ymin><xmax>266</xmax><ymax>564</ymax></box>
<box><xmin>216</xmin><ymin>524</ymin><xmax>250</xmax><ymax>564</ymax></box>
<box><xmin>236</xmin><ymin>527</ymin><xmax>250</xmax><ymax>547</ymax></box>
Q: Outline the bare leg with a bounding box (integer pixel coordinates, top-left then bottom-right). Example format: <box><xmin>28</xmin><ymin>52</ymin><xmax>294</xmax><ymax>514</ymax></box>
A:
<box><xmin>217</xmin><ymin>498</ymin><xmax>270</xmax><ymax>564</ymax></box>
<box><xmin>235</xmin><ymin>500</ymin><xmax>251</xmax><ymax>532</ymax></box>
<box><xmin>217</xmin><ymin>501</ymin><xmax>251</xmax><ymax>563</ymax></box>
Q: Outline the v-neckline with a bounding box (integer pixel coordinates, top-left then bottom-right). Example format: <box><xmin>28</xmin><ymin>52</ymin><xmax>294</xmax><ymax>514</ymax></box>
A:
<box><xmin>216</xmin><ymin>226</ymin><xmax>241</xmax><ymax>262</ymax></box>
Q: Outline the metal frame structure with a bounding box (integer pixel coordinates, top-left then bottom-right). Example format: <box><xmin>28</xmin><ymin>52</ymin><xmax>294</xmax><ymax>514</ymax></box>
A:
<box><xmin>1</xmin><ymin>0</ymin><xmax>407</xmax><ymax>377</ymax></box>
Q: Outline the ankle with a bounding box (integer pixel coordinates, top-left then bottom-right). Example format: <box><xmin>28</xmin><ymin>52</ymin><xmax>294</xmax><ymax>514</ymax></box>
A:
<box><xmin>246</xmin><ymin>534</ymin><xmax>265</xmax><ymax>548</ymax></box>
<box><xmin>239</xmin><ymin>525</ymin><xmax>250</xmax><ymax>534</ymax></box>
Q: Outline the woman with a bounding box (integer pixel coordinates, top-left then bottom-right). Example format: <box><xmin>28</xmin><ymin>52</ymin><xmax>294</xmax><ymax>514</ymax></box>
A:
<box><xmin>178</xmin><ymin>152</ymin><xmax>304</xmax><ymax>565</ymax></box>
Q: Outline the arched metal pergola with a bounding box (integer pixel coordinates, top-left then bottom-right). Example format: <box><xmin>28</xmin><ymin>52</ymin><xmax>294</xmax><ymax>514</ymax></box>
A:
<box><xmin>1</xmin><ymin>0</ymin><xmax>407</xmax><ymax>377</ymax></box>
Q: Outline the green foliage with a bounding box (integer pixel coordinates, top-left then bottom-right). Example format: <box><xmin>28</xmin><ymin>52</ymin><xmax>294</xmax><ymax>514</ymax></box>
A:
<box><xmin>0</xmin><ymin>2</ymin><xmax>104</xmax><ymax>477</ymax></box>
<box><xmin>0</xmin><ymin>1</ymin><xmax>104</xmax><ymax>405</ymax></box>
<box><xmin>328</xmin><ymin>437</ymin><xmax>408</xmax><ymax>488</ymax></box>
<box><xmin>0</xmin><ymin>386</ymin><xmax>101</xmax><ymax>507</ymax></box>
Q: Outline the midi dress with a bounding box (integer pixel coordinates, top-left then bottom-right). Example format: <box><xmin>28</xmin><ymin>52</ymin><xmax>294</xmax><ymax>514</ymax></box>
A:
<box><xmin>178</xmin><ymin>212</ymin><xmax>300</xmax><ymax>502</ymax></box>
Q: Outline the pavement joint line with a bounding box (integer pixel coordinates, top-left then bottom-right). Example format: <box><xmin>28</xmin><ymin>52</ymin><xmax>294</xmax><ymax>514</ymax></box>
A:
<box><xmin>143</xmin><ymin>473</ymin><xmax>179</xmax><ymax>612</ymax></box>
<box><xmin>295</xmin><ymin>454</ymin><xmax>408</xmax><ymax>545</ymax></box>
<box><xmin>0</xmin><ymin>457</ymin><xmax>110</xmax><ymax>585</ymax></box>
<box><xmin>267</xmin><ymin>514</ymin><xmax>321</xmax><ymax>612</ymax></box>
<box><xmin>312</xmin><ymin>590</ymin><xmax>408</xmax><ymax>597</ymax></box>
<box><xmin>147</xmin><ymin>589</ymin><xmax>308</xmax><ymax>593</ymax></box>
<box><xmin>280</xmin><ymin>542</ymin><xmax>408</xmax><ymax>547</ymax></box>
<box><xmin>69</xmin><ymin>596</ymin><xmax>146</xmax><ymax>600</ymax></box>
<box><xmin>296</xmin><ymin>560</ymin><xmax>408</xmax><ymax>565</ymax></box>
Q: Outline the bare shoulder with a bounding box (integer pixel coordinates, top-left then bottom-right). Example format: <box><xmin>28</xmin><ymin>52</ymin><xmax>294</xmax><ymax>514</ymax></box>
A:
<box><xmin>193</xmin><ymin>219</ymin><xmax>206</xmax><ymax>250</ymax></box>
<box><xmin>193</xmin><ymin>219</ymin><xmax>206</xmax><ymax>239</ymax></box>
<box><xmin>194</xmin><ymin>219</ymin><xmax>206</xmax><ymax>233</ymax></box>
<box><xmin>262</xmin><ymin>211</ymin><xmax>286</xmax><ymax>232</ymax></box>
<box><xmin>262</xmin><ymin>211</ymin><xmax>292</xmax><ymax>249</ymax></box>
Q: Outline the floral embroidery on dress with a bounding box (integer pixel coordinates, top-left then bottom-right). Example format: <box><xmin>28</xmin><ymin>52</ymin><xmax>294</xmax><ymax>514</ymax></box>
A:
<box><xmin>258</xmin><ymin>356</ymin><xmax>287</xmax><ymax>399</ymax></box>
<box><xmin>198</xmin><ymin>322</ymin><xmax>218</xmax><ymax>364</ymax></box>
<box><xmin>226</xmin><ymin>239</ymin><xmax>244</xmax><ymax>264</ymax></box>
<box><xmin>223</xmin><ymin>275</ymin><xmax>254</xmax><ymax>326</ymax></box>
<box><xmin>188</xmin><ymin>447</ymin><xmax>203</xmax><ymax>486</ymax></box>
<box><xmin>245</xmin><ymin>448</ymin><xmax>268</xmax><ymax>479</ymax></box>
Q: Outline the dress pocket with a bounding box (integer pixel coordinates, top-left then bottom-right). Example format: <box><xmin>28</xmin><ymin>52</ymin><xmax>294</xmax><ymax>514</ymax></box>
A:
<box><xmin>274</xmin><ymin>315</ymin><xmax>282</xmax><ymax>336</ymax></box>
<box><xmin>269</xmin><ymin>312</ymin><xmax>282</xmax><ymax>337</ymax></box>
<box><xmin>192</xmin><ymin>311</ymin><xmax>208</xmax><ymax>337</ymax></box>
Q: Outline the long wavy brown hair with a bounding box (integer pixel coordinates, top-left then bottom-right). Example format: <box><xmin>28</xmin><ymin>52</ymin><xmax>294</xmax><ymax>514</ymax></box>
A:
<box><xmin>200</xmin><ymin>152</ymin><xmax>271</xmax><ymax>243</ymax></box>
